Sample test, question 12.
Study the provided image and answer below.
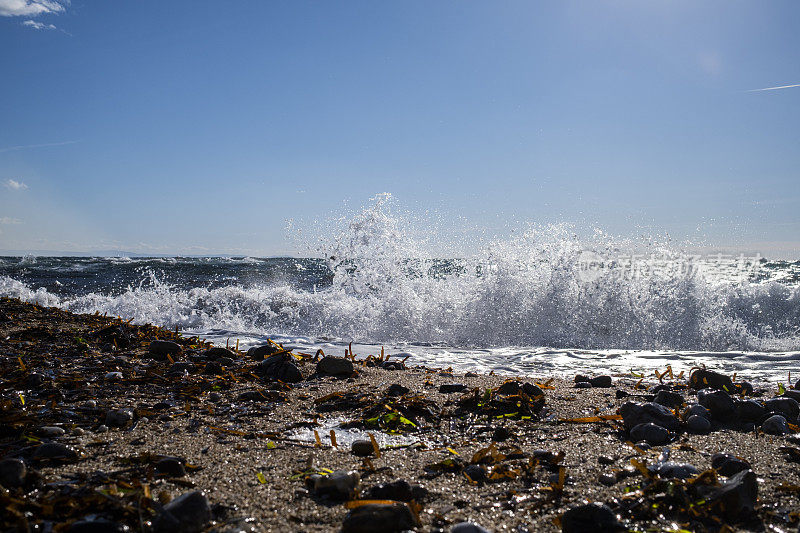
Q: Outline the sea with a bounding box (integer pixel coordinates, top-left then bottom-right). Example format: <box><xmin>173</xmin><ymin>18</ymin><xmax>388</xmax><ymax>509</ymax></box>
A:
<box><xmin>1</xmin><ymin>200</ymin><xmax>799</xmax><ymax>385</ymax></box>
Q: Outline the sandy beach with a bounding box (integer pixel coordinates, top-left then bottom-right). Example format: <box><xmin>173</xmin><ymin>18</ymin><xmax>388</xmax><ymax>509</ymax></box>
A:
<box><xmin>1</xmin><ymin>296</ymin><xmax>799</xmax><ymax>532</ymax></box>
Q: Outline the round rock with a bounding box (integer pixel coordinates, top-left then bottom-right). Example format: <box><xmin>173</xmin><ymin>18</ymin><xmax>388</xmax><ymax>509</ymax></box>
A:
<box><xmin>762</xmin><ymin>414</ymin><xmax>789</xmax><ymax>435</ymax></box>
<box><xmin>316</xmin><ymin>356</ymin><xmax>355</xmax><ymax>377</ymax></box>
<box><xmin>351</xmin><ymin>440</ymin><xmax>374</xmax><ymax>457</ymax></box>
<box><xmin>686</xmin><ymin>415</ymin><xmax>711</xmax><ymax>434</ymax></box>
<box><xmin>629</xmin><ymin>422</ymin><xmax>670</xmax><ymax>445</ymax></box>
<box><xmin>0</xmin><ymin>458</ymin><xmax>26</xmax><ymax>488</ymax></box>
<box><xmin>561</xmin><ymin>502</ymin><xmax>622</xmax><ymax>533</ymax></box>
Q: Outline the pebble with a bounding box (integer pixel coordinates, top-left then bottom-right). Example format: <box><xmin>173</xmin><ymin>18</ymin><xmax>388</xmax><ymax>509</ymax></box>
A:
<box><xmin>589</xmin><ymin>375</ymin><xmax>613</xmax><ymax>388</ymax></box>
<box><xmin>464</xmin><ymin>464</ymin><xmax>488</xmax><ymax>483</ymax></box>
<box><xmin>257</xmin><ymin>354</ymin><xmax>302</xmax><ymax>383</ymax></box>
<box><xmin>635</xmin><ymin>441</ymin><xmax>651</xmax><ymax>451</ymax></box>
<box><xmin>736</xmin><ymin>399</ymin><xmax>766</xmax><ymax>422</ymax></box>
<box><xmin>208</xmin><ymin>392</ymin><xmax>223</xmax><ymax>402</ymax></box>
<box><xmin>32</xmin><ymin>442</ymin><xmax>78</xmax><ymax>461</ymax></box>
<box><xmin>341</xmin><ymin>503</ymin><xmax>418</xmax><ymax>533</ymax></box>
<box><xmin>762</xmin><ymin>414</ymin><xmax>789</xmax><ymax>435</ymax></box>
<box><xmin>104</xmin><ymin>371</ymin><xmax>123</xmax><ymax>381</ymax></box>
<box><xmin>168</xmin><ymin>362</ymin><xmax>196</xmax><ymax>375</ymax></box>
<box><xmin>307</xmin><ymin>470</ymin><xmax>360</xmax><ymax>500</ymax></box>
<box><xmin>316</xmin><ymin>356</ymin><xmax>355</xmax><ymax>376</ymax></box>
<box><xmin>386</xmin><ymin>383</ymin><xmax>410</xmax><ymax>396</ymax></box>
<box><xmin>522</xmin><ymin>382</ymin><xmax>545</xmax><ymax>398</ymax></box>
<box><xmin>105</xmin><ymin>408</ymin><xmax>135</xmax><ymax>427</ymax></box>
<box><xmin>598</xmin><ymin>473</ymin><xmax>617</xmax><ymax>486</ymax></box>
<box><xmin>156</xmin><ymin>457</ymin><xmax>187</xmax><ymax>477</ymax></box>
<box><xmin>712</xmin><ymin>453</ymin><xmax>752</xmax><ymax>476</ymax></box>
<box><xmin>598</xmin><ymin>455</ymin><xmax>616</xmax><ymax>465</ymax></box>
<box><xmin>203</xmin><ymin>347</ymin><xmax>235</xmax><ymax>360</ymax></box>
<box><xmin>620</xmin><ymin>401</ymin><xmax>680</xmax><ymax>431</ymax></box>
<box><xmin>697</xmin><ymin>389</ymin><xmax>736</xmax><ymax>420</ymax></box>
<box><xmin>711</xmin><ymin>469</ymin><xmax>757</xmax><ymax>519</ymax></box>
<box><xmin>491</xmin><ymin>427</ymin><xmax>512</xmax><ymax>442</ymax></box>
<box><xmin>765</xmin><ymin>397</ymin><xmax>800</xmax><ymax>421</ymax></box>
<box><xmin>689</xmin><ymin>368</ymin><xmax>735</xmax><ymax>391</ymax></box>
<box><xmin>575</xmin><ymin>382</ymin><xmax>592</xmax><ymax>389</ymax></box>
<box><xmin>682</xmin><ymin>403</ymin><xmax>710</xmax><ymax>420</ymax></box>
<box><xmin>561</xmin><ymin>502</ymin><xmax>622</xmax><ymax>533</ymax></box>
<box><xmin>38</xmin><ymin>426</ymin><xmax>66</xmax><ymax>438</ymax></box>
<box><xmin>82</xmin><ymin>400</ymin><xmax>97</xmax><ymax>409</ymax></box>
<box><xmin>782</xmin><ymin>390</ymin><xmax>800</xmax><ymax>402</ymax></box>
<box><xmin>686</xmin><ymin>415</ymin><xmax>711</xmax><ymax>433</ymax></box>
<box><xmin>630</xmin><ymin>422</ymin><xmax>670</xmax><ymax>445</ymax></box>
<box><xmin>451</xmin><ymin>523</ymin><xmax>490</xmax><ymax>533</ymax></box>
<box><xmin>363</xmin><ymin>479</ymin><xmax>428</xmax><ymax>502</ymax></box>
<box><xmin>439</xmin><ymin>383</ymin><xmax>468</xmax><ymax>393</ymax></box>
<box><xmin>96</xmin><ymin>424</ymin><xmax>109</xmax><ymax>433</ymax></box>
<box><xmin>497</xmin><ymin>381</ymin><xmax>522</xmax><ymax>395</ymax></box>
<box><xmin>351</xmin><ymin>440</ymin><xmax>375</xmax><ymax>457</ymax></box>
<box><xmin>149</xmin><ymin>340</ymin><xmax>182</xmax><ymax>358</ymax></box>
<box><xmin>153</xmin><ymin>490</ymin><xmax>212</xmax><ymax>533</ymax></box>
<box><xmin>653</xmin><ymin>390</ymin><xmax>683</xmax><ymax>408</ymax></box>
<box><xmin>247</xmin><ymin>344</ymin><xmax>280</xmax><ymax>360</ymax></box>
<box><xmin>0</xmin><ymin>458</ymin><xmax>26</xmax><ymax>488</ymax></box>
<box><xmin>651</xmin><ymin>462</ymin><xmax>699</xmax><ymax>479</ymax></box>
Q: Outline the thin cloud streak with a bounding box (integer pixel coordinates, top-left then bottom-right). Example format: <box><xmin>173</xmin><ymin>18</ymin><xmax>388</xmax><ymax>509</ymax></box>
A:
<box><xmin>747</xmin><ymin>83</ymin><xmax>800</xmax><ymax>92</ymax></box>
<box><xmin>0</xmin><ymin>139</ymin><xmax>79</xmax><ymax>153</ymax></box>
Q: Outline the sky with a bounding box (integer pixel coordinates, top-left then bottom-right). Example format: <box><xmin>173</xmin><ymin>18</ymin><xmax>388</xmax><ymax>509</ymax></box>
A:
<box><xmin>0</xmin><ymin>0</ymin><xmax>799</xmax><ymax>258</ymax></box>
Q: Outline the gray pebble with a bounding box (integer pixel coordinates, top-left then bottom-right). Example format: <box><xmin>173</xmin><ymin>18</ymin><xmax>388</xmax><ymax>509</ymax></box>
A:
<box><xmin>686</xmin><ymin>414</ymin><xmax>711</xmax><ymax>433</ymax></box>
<box><xmin>762</xmin><ymin>414</ymin><xmax>788</xmax><ymax>435</ymax></box>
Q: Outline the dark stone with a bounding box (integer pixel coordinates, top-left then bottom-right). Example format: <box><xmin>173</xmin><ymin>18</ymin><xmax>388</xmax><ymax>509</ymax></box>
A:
<box><xmin>653</xmin><ymin>390</ymin><xmax>683</xmax><ymax>408</ymax></box>
<box><xmin>463</xmin><ymin>464</ymin><xmax>488</xmax><ymax>483</ymax></box>
<box><xmin>386</xmin><ymin>383</ymin><xmax>410</xmax><ymax>396</ymax></box>
<box><xmin>341</xmin><ymin>503</ymin><xmax>418</xmax><ymax>533</ymax></box>
<box><xmin>439</xmin><ymin>383</ymin><xmax>467</xmax><ymax>394</ymax></box>
<box><xmin>0</xmin><ymin>458</ymin><xmax>26</xmax><ymax>488</ymax></box>
<box><xmin>783</xmin><ymin>390</ymin><xmax>800</xmax><ymax>402</ymax></box>
<box><xmin>316</xmin><ymin>356</ymin><xmax>355</xmax><ymax>377</ymax></box>
<box><xmin>615</xmin><ymin>389</ymin><xmax>629</xmax><ymax>399</ymax></box>
<box><xmin>153</xmin><ymin>491</ymin><xmax>212</xmax><ymax>533</ymax></box>
<box><xmin>149</xmin><ymin>340</ymin><xmax>182</xmax><ymax>358</ymax></box>
<box><xmin>32</xmin><ymin>442</ymin><xmax>78</xmax><ymax>461</ymax></box>
<box><xmin>711</xmin><ymin>469</ymin><xmax>758</xmax><ymax>519</ymax></box>
<box><xmin>522</xmin><ymin>382</ymin><xmax>545</xmax><ymax>398</ymax></box>
<box><xmin>202</xmin><ymin>361</ymin><xmax>223</xmax><ymax>375</ymax></box>
<box><xmin>247</xmin><ymin>344</ymin><xmax>281</xmax><ymax>361</ymax></box>
<box><xmin>168</xmin><ymin>362</ymin><xmax>196</xmax><ymax>375</ymax></box>
<box><xmin>38</xmin><ymin>426</ymin><xmax>66</xmax><ymax>438</ymax></box>
<box><xmin>629</xmin><ymin>423</ymin><xmax>670</xmax><ymax>445</ymax></box>
<box><xmin>451</xmin><ymin>523</ymin><xmax>490</xmax><ymax>533</ymax></box>
<box><xmin>712</xmin><ymin>453</ymin><xmax>751</xmax><ymax>477</ymax></box>
<box><xmin>619</xmin><ymin>402</ymin><xmax>680</xmax><ymax>431</ymax></box>
<box><xmin>257</xmin><ymin>354</ymin><xmax>302</xmax><ymax>383</ymax></box>
<box><xmin>203</xmin><ymin>347</ymin><xmax>235</xmax><ymax>360</ymax></box>
<box><xmin>156</xmin><ymin>457</ymin><xmax>187</xmax><ymax>477</ymax></box>
<box><xmin>574</xmin><ymin>375</ymin><xmax>590</xmax><ymax>383</ymax></box>
<box><xmin>762</xmin><ymin>414</ymin><xmax>788</xmax><ymax>435</ymax></box>
<box><xmin>736</xmin><ymin>399</ymin><xmax>766</xmax><ymax>422</ymax></box>
<box><xmin>686</xmin><ymin>415</ymin><xmax>711</xmax><ymax>433</ymax></box>
<box><xmin>765</xmin><ymin>397</ymin><xmax>799</xmax><ymax>421</ymax></box>
<box><xmin>381</xmin><ymin>360</ymin><xmax>404</xmax><ymax>370</ymax></box>
<box><xmin>689</xmin><ymin>368</ymin><xmax>736</xmax><ymax>391</ymax></box>
<box><xmin>697</xmin><ymin>390</ymin><xmax>736</xmax><ymax>420</ymax></box>
<box><xmin>68</xmin><ymin>520</ymin><xmax>128</xmax><ymax>533</ymax></box>
<box><xmin>105</xmin><ymin>408</ymin><xmax>134</xmax><ymax>427</ymax></box>
<box><xmin>651</xmin><ymin>462</ymin><xmax>698</xmax><ymax>479</ymax></box>
<box><xmin>351</xmin><ymin>440</ymin><xmax>374</xmax><ymax>457</ymax></box>
<box><xmin>575</xmin><ymin>382</ymin><xmax>592</xmax><ymax>389</ymax></box>
<box><xmin>217</xmin><ymin>357</ymin><xmax>234</xmax><ymax>367</ymax></box>
<box><xmin>561</xmin><ymin>502</ymin><xmax>622</xmax><ymax>533</ymax></box>
<box><xmin>497</xmin><ymin>381</ymin><xmax>522</xmax><ymax>395</ymax></box>
<box><xmin>590</xmin><ymin>376</ymin><xmax>613</xmax><ymax>388</ymax></box>
<box><xmin>307</xmin><ymin>470</ymin><xmax>360</xmax><ymax>500</ymax></box>
<box><xmin>363</xmin><ymin>479</ymin><xmax>427</xmax><ymax>502</ymax></box>
<box><xmin>491</xmin><ymin>427</ymin><xmax>512</xmax><ymax>442</ymax></box>
<box><xmin>682</xmin><ymin>403</ymin><xmax>710</xmax><ymax>420</ymax></box>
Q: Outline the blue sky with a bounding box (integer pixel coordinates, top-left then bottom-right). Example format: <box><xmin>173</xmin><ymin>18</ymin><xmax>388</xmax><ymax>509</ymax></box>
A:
<box><xmin>0</xmin><ymin>1</ymin><xmax>798</xmax><ymax>257</ymax></box>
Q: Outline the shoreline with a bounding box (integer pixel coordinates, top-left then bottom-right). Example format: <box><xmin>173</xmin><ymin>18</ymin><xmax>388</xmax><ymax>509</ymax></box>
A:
<box><xmin>1</xmin><ymin>297</ymin><xmax>799</xmax><ymax>532</ymax></box>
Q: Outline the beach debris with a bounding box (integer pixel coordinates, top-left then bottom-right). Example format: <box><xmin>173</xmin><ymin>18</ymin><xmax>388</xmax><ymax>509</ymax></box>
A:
<box><xmin>455</xmin><ymin>382</ymin><xmax>545</xmax><ymax>419</ymax></box>
<box><xmin>341</xmin><ymin>501</ymin><xmax>419</xmax><ymax>533</ymax></box>
<box><xmin>306</xmin><ymin>469</ymin><xmax>360</xmax><ymax>500</ymax></box>
<box><xmin>152</xmin><ymin>490</ymin><xmax>212</xmax><ymax>533</ymax></box>
<box><xmin>155</xmin><ymin>456</ymin><xmax>188</xmax><ymax>477</ymax></box>
<box><xmin>711</xmin><ymin>453</ymin><xmax>752</xmax><ymax>476</ymax></box>
<box><xmin>561</xmin><ymin>502</ymin><xmax>623</xmax><ymax>533</ymax></box>
<box><xmin>203</xmin><ymin>346</ymin><xmax>236</xmax><ymax>360</ymax></box>
<box><xmin>574</xmin><ymin>374</ymin><xmax>613</xmax><ymax>388</ymax></box>
<box><xmin>32</xmin><ymin>442</ymin><xmax>79</xmax><ymax>461</ymax></box>
<box><xmin>710</xmin><ymin>469</ymin><xmax>758</xmax><ymax>520</ymax></box>
<box><xmin>386</xmin><ymin>383</ymin><xmax>410</xmax><ymax>396</ymax></box>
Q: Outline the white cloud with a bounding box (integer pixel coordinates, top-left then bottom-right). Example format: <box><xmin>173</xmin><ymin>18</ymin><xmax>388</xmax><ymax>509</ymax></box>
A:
<box><xmin>4</xmin><ymin>179</ymin><xmax>29</xmax><ymax>190</ymax></box>
<box><xmin>0</xmin><ymin>217</ymin><xmax>22</xmax><ymax>225</ymax></box>
<box><xmin>0</xmin><ymin>0</ymin><xmax>66</xmax><ymax>17</ymax></box>
<box><xmin>22</xmin><ymin>18</ymin><xmax>55</xmax><ymax>29</ymax></box>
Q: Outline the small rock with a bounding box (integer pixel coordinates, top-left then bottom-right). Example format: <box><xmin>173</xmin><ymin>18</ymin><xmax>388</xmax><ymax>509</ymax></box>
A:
<box><xmin>575</xmin><ymin>382</ymin><xmax>592</xmax><ymax>389</ymax></box>
<box><xmin>497</xmin><ymin>381</ymin><xmax>522</xmax><ymax>395</ymax></box>
<box><xmin>651</xmin><ymin>462</ymin><xmax>698</xmax><ymax>479</ymax></box>
<box><xmin>451</xmin><ymin>523</ymin><xmax>490</xmax><ymax>533</ymax></box>
<box><xmin>574</xmin><ymin>375</ymin><xmax>590</xmax><ymax>383</ymax></box>
<box><xmin>247</xmin><ymin>344</ymin><xmax>281</xmax><ymax>361</ymax></box>
<box><xmin>736</xmin><ymin>399</ymin><xmax>766</xmax><ymax>422</ymax></box>
<box><xmin>257</xmin><ymin>354</ymin><xmax>302</xmax><ymax>383</ymax></box>
<box><xmin>153</xmin><ymin>491</ymin><xmax>212</xmax><ymax>533</ymax></box>
<box><xmin>341</xmin><ymin>503</ymin><xmax>418</xmax><ymax>533</ymax></box>
<box><xmin>682</xmin><ymin>403</ymin><xmax>710</xmax><ymax>420</ymax></box>
<box><xmin>0</xmin><ymin>458</ymin><xmax>26</xmax><ymax>488</ymax></box>
<box><xmin>386</xmin><ymin>384</ymin><xmax>410</xmax><ymax>396</ymax></box>
<box><xmin>697</xmin><ymin>389</ymin><xmax>736</xmax><ymax>420</ymax></box>
<box><xmin>561</xmin><ymin>502</ymin><xmax>622</xmax><ymax>533</ymax></box>
<box><xmin>96</xmin><ymin>424</ymin><xmax>109</xmax><ymax>433</ymax></box>
<box><xmin>635</xmin><ymin>441</ymin><xmax>651</xmax><ymax>451</ymax></box>
<box><xmin>32</xmin><ymin>442</ymin><xmax>78</xmax><ymax>461</ymax></box>
<box><xmin>316</xmin><ymin>356</ymin><xmax>354</xmax><ymax>377</ymax></box>
<box><xmin>363</xmin><ymin>479</ymin><xmax>427</xmax><ymax>502</ymax></box>
<box><xmin>598</xmin><ymin>455</ymin><xmax>616</xmax><ymax>465</ymax></box>
<box><xmin>208</xmin><ymin>392</ymin><xmax>223</xmax><ymax>402</ymax></box>
<box><xmin>203</xmin><ymin>347</ymin><xmax>235</xmax><ymax>360</ymax></box>
<box><xmin>522</xmin><ymin>382</ymin><xmax>545</xmax><ymax>398</ymax></box>
<box><xmin>712</xmin><ymin>453</ymin><xmax>752</xmax><ymax>476</ymax></box>
<box><xmin>168</xmin><ymin>362</ymin><xmax>196</xmax><ymax>375</ymax></box>
<box><xmin>653</xmin><ymin>390</ymin><xmax>683</xmax><ymax>408</ymax></box>
<box><xmin>149</xmin><ymin>340</ymin><xmax>182</xmax><ymax>359</ymax></box>
<box><xmin>156</xmin><ymin>457</ymin><xmax>187</xmax><ymax>477</ymax></box>
<box><xmin>351</xmin><ymin>440</ymin><xmax>374</xmax><ymax>457</ymax></box>
<box><xmin>630</xmin><ymin>422</ymin><xmax>670</xmax><ymax>445</ymax></box>
<box><xmin>105</xmin><ymin>408</ymin><xmax>134</xmax><ymax>427</ymax></box>
<box><xmin>217</xmin><ymin>356</ymin><xmax>234</xmax><ymax>367</ymax></box>
<box><xmin>381</xmin><ymin>360</ymin><xmax>404</xmax><ymax>370</ymax></box>
<box><xmin>491</xmin><ymin>427</ymin><xmax>512</xmax><ymax>442</ymax></box>
<box><xmin>620</xmin><ymin>402</ymin><xmax>680</xmax><ymax>431</ymax></box>
<box><xmin>37</xmin><ymin>426</ymin><xmax>66</xmax><ymax>438</ymax></box>
<box><xmin>439</xmin><ymin>383</ymin><xmax>467</xmax><ymax>394</ymax></box>
<box><xmin>590</xmin><ymin>376</ymin><xmax>613</xmax><ymax>388</ymax></box>
<box><xmin>463</xmin><ymin>464</ymin><xmax>487</xmax><ymax>483</ymax></box>
<box><xmin>307</xmin><ymin>470</ymin><xmax>360</xmax><ymax>500</ymax></box>
<box><xmin>686</xmin><ymin>415</ymin><xmax>711</xmax><ymax>433</ymax></box>
<box><xmin>765</xmin><ymin>397</ymin><xmax>800</xmax><ymax>421</ymax></box>
<box><xmin>762</xmin><ymin>414</ymin><xmax>789</xmax><ymax>435</ymax></box>
<box><xmin>782</xmin><ymin>390</ymin><xmax>800</xmax><ymax>402</ymax></box>
<box><xmin>689</xmin><ymin>368</ymin><xmax>736</xmax><ymax>391</ymax></box>
<box><xmin>104</xmin><ymin>371</ymin><xmax>123</xmax><ymax>381</ymax></box>
<box><xmin>598</xmin><ymin>473</ymin><xmax>617</xmax><ymax>486</ymax></box>
<box><xmin>711</xmin><ymin>469</ymin><xmax>758</xmax><ymax>519</ymax></box>
<box><xmin>202</xmin><ymin>361</ymin><xmax>223</xmax><ymax>375</ymax></box>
